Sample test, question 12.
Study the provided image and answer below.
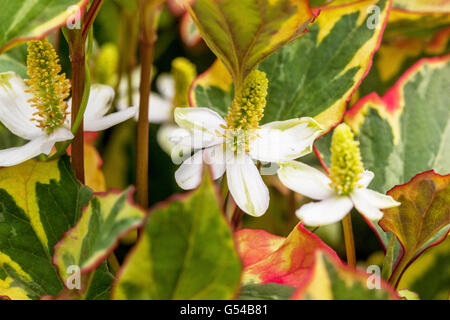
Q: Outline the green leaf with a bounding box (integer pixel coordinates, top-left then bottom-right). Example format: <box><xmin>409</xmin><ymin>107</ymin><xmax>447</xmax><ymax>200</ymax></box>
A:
<box><xmin>0</xmin><ymin>157</ymin><xmax>92</xmax><ymax>299</ymax></box>
<box><xmin>0</xmin><ymin>0</ymin><xmax>90</xmax><ymax>54</ymax></box>
<box><xmin>292</xmin><ymin>251</ymin><xmax>399</xmax><ymax>300</ymax></box>
<box><xmin>238</xmin><ymin>283</ymin><xmax>296</xmax><ymax>300</ymax></box>
<box><xmin>379</xmin><ymin>171</ymin><xmax>450</xmax><ymax>287</ymax></box>
<box><xmin>0</xmin><ymin>53</ymin><xmax>27</xmax><ymax>78</ymax></box>
<box><xmin>344</xmin><ymin>56</ymin><xmax>450</xmax><ymax>194</ymax></box>
<box><xmin>191</xmin><ymin>0</ymin><xmax>391</xmax><ymax>131</ymax></box>
<box><xmin>186</xmin><ymin>0</ymin><xmax>314</xmax><ymax>86</ymax></box>
<box><xmin>112</xmin><ymin>169</ymin><xmax>242</xmax><ymax>300</ymax></box>
<box><xmin>313</xmin><ymin>56</ymin><xmax>450</xmax><ymax>263</ymax></box>
<box><xmin>398</xmin><ymin>237</ymin><xmax>449</xmax><ymax>300</ymax></box>
<box><xmin>53</xmin><ymin>188</ymin><xmax>146</xmax><ymax>285</ymax></box>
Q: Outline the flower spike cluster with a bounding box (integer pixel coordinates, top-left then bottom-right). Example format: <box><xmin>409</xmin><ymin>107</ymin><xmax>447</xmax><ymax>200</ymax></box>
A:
<box><xmin>226</xmin><ymin>70</ymin><xmax>268</xmax><ymax>131</ymax></box>
<box><xmin>0</xmin><ymin>39</ymin><xmax>138</xmax><ymax>167</ymax></box>
<box><xmin>25</xmin><ymin>39</ymin><xmax>71</xmax><ymax>134</ymax></box>
<box><xmin>278</xmin><ymin>123</ymin><xmax>401</xmax><ymax>226</ymax></box>
<box><xmin>329</xmin><ymin>123</ymin><xmax>364</xmax><ymax>195</ymax></box>
<box><xmin>172</xmin><ymin>68</ymin><xmax>323</xmax><ymax>217</ymax></box>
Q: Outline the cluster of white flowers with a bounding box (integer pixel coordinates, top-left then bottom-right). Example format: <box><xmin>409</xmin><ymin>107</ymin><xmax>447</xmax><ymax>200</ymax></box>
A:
<box><xmin>0</xmin><ymin>42</ymin><xmax>399</xmax><ymax>226</ymax></box>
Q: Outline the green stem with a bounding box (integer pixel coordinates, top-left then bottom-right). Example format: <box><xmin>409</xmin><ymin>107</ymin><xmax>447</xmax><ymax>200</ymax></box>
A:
<box><xmin>313</xmin><ymin>145</ymin><xmax>357</xmax><ymax>266</ymax></box>
<box><xmin>389</xmin><ymin>257</ymin><xmax>410</xmax><ymax>288</ymax></box>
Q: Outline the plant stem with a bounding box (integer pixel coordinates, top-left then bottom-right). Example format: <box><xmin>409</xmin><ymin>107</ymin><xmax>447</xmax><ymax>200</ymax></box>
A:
<box><xmin>313</xmin><ymin>145</ymin><xmax>357</xmax><ymax>266</ymax></box>
<box><xmin>68</xmin><ymin>29</ymin><xmax>86</xmax><ymax>183</ymax></box>
<box><xmin>342</xmin><ymin>214</ymin><xmax>356</xmax><ymax>266</ymax></box>
<box><xmin>136</xmin><ymin>0</ymin><xmax>159</xmax><ymax>208</ymax></box>
<box><xmin>66</xmin><ymin>0</ymin><xmax>104</xmax><ymax>183</ymax></box>
<box><xmin>230</xmin><ymin>201</ymin><xmax>242</xmax><ymax>231</ymax></box>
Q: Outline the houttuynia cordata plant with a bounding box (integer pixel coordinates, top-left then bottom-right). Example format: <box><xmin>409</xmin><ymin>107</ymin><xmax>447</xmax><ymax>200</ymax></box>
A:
<box><xmin>0</xmin><ymin>0</ymin><xmax>448</xmax><ymax>304</ymax></box>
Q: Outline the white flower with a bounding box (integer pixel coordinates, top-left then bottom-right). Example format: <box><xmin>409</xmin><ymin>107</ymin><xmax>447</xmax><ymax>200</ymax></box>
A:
<box><xmin>117</xmin><ymin>72</ymin><xmax>191</xmax><ymax>156</ymax></box>
<box><xmin>0</xmin><ymin>72</ymin><xmax>137</xmax><ymax>167</ymax></box>
<box><xmin>173</xmin><ymin>107</ymin><xmax>324</xmax><ymax>217</ymax></box>
<box><xmin>277</xmin><ymin>161</ymin><xmax>401</xmax><ymax>226</ymax></box>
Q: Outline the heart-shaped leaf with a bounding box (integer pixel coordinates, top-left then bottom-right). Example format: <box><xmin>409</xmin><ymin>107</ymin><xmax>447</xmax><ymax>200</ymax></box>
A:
<box><xmin>344</xmin><ymin>56</ymin><xmax>450</xmax><ymax>194</ymax></box>
<box><xmin>0</xmin><ymin>157</ymin><xmax>114</xmax><ymax>300</ymax></box>
<box><xmin>313</xmin><ymin>56</ymin><xmax>450</xmax><ymax>264</ymax></box>
<box><xmin>379</xmin><ymin>171</ymin><xmax>450</xmax><ymax>287</ymax></box>
<box><xmin>397</xmin><ymin>237</ymin><xmax>449</xmax><ymax>300</ymax></box>
<box><xmin>291</xmin><ymin>251</ymin><xmax>399</xmax><ymax>300</ymax></box>
<box><xmin>186</xmin><ymin>0</ymin><xmax>314</xmax><ymax>86</ymax></box>
<box><xmin>112</xmin><ymin>168</ymin><xmax>242</xmax><ymax>300</ymax></box>
<box><xmin>359</xmin><ymin>27</ymin><xmax>450</xmax><ymax>97</ymax></box>
<box><xmin>0</xmin><ymin>0</ymin><xmax>90</xmax><ymax>54</ymax></box>
<box><xmin>237</xmin><ymin>223</ymin><xmax>339</xmax><ymax>287</ymax></box>
<box><xmin>53</xmin><ymin>188</ymin><xmax>146</xmax><ymax>286</ymax></box>
<box><xmin>191</xmin><ymin>0</ymin><xmax>391</xmax><ymax>131</ymax></box>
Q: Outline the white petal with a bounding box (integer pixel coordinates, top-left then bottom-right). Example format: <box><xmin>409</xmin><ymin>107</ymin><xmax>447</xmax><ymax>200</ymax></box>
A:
<box><xmin>174</xmin><ymin>107</ymin><xmax>225</xmax><ymax>148</ymax></box>
<box><xmin>277</xmin><ymin>161</ymin><xmax>334</xmax><ymax>200</ymax></box>
<box><xmin>351</xmin><ymin>188</ymin><xmax>401</xmax><ymax>221</ymax></box>
<box><xmin>156</xmin><ymin>73</ymin><xmax>175</xmax><ymax>100</ymax></box>
<box><xmin>204</xmin><ymin>144</ymin><xmax>226</xmax><ymax>180</ymax></box>
<box><xmin>83</xmin><ymin>84</ymin><xmax>115</xmax><ymax>120</ymax></box>
<box><xmin>249</xmin><ymin>117</ymin><xmax>323</xmax><ymax>162</ymax></box>
<box><xmin>226</xmin><ymin>153</ymin><xmax>269</xmax><ymax>217</ymax></box>
<box><xmin>359</xmin><ymin>170</ymin><xmax>374</xmax><ymax>188</ymax></box>
<box><xmin>175</xmin><ymin>150</ymin><xmax>203</xmax><ymax>190</ymax></box>
<box><xmin>0</xmin><ymin>72</ymin><xmax>42</xmax><ymax>139</ymax></box>
<box><xmin>148</xmin><ymin>93</ymin><xmax>172</xmax><ymax>123</ymax></box>
<box><xmin>157</xmin><ymin>124</ymin><xmax>192</xmax><ymax>157</ymax></box>
<box><xmin>296</xmin><ymin>196</ymin><xmax>354</xmax><ymax>226</ymax></box>
<box><xmin>0</xmin><ymin>127</ymin><xmax>73</xmax><ymax>167</ymax></box>
<box><xmin>84</xmin><ymin>106</ymin><xmax>138</xmax><ymax>131</ymax></box>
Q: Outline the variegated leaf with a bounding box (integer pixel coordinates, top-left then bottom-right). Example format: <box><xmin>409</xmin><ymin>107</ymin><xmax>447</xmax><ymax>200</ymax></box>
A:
<box><xmin>237</xmin><ymin>223</ymin><xmax>339</xmax><ymax>287</ymax></box>
<box><xmin>191</xmin><ymin>0</ymin><xmax>391</xmax><ymax>131</ymax></box>
<box><xmin>291</xmin><ymin>251</ymin><xmax>399</xmax><ymax>300</ymax></box>
<box><xmin>186</xmin><ymin>0</ymin><xmax>314</xmax><ymax>86</ymax></box>
<box><xmin>0</xmin><ymin>157</ymin><xmax>112</xmax><ymax>300</ymax></box>
<box><xmin>53</xmin><ymin>188</ymin><xmax>146</xmax><ymax>286</ymax></box>
<box><xmin>112</xmin><ymin>169</ymin><xmax>242</xmax><ymax>300</ymax></box>
<box><xmin>379</xmin><ymin>171</ymin><xmax>450</xmax><ymax>287</ymax></box>
<box><xmin>0</xmin><ymin>0</ymin><xmax>90</xmax><ymax>54</ymax></box>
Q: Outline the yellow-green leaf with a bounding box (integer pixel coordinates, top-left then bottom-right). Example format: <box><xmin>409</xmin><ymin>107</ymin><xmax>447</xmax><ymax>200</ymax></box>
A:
<box><xmin>53</xmin><ymin>188</ymin><xmax>146</xmax><ymax>286</ymax></box>
<box><xmin>292</xmin><ymin>251</ymin><xmax>399</xmax><ymax>300</ymax></box>
<box><xmin>191</xmin><ymin>0</ymin><xmax>391</xmax><ymax>131</ymax></box>
<box><xmin>112</xmin><ymin>169</ymin><xmax>242</xmax><ymax>300</ymax></box>
<box><xmin>379</xmin><ymin>171</ymin><xmax>450</xmax><ymax>287</ymax></box>
<box><xmin>0</xmin><ymin>157</ymin><xmax>92</xmax><ymax>299</ymax></box>
<box><xmin>0</xmin><ymin>0</ymin><xmax>90</xmax><ymax>54</ymax></box>
<box><xmin>398</xmin><ymin>237</ymin><xmax>449</xmax><ymax>300</ymax></box>
<box><xmin>186</xmin><ymin>0</ymin><xmax>314</xmax><ymax>87</ymax></box>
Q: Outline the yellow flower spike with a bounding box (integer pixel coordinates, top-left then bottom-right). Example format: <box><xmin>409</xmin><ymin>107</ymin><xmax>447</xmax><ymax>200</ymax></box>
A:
<box><xmin>25</xmin><ymin>39</ymin><xmax>71</xmax><ymax>135</ymax></box>
<box><xmin>171</xmin><ymin>57</ymin><xmax>197</xmax><ymax>108</ymax></box>
<box><xmin>95</xmin><ymin>43</ymin><xmax>119</xmax><ymax>86</ymax></box>
<box><xmin>224</xmin><ymin>70</ymin><xmax>268</xmax><ymax>153</ymax></box>
<box><xmin>329</xmin><ymin>123</ymin><xmax>364</xmax><ymax>195</ymax></box>
<box><xmin>226</xmin><ymin>69</ymin><xmax>268</xmax><ymax>131</ymax></box>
